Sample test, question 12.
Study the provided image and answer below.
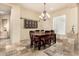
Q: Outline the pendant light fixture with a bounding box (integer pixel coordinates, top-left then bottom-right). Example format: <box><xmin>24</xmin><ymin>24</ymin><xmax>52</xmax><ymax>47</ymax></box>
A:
<box><xmin>39</xmin><ymin>3</ymin><xmax>50</xmax><ymax>21</ymax></box>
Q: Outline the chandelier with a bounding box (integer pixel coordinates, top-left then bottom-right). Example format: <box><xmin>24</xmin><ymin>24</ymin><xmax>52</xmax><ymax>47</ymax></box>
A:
<box><xmin>39</xmin><ymin>3</ymin><xmax>50</xmax><ymax>21</ymax></box>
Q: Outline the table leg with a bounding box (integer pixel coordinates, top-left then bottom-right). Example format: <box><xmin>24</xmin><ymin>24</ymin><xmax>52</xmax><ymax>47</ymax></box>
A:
<box><xmin>30</xmin><ymin>41</ymin><xmax>33</xmax><ymax>48</ymax></box>
<box><xmin>38</xmin><ymin>37</ymin><xmax>41</xmax><ymax>50</ymax></box>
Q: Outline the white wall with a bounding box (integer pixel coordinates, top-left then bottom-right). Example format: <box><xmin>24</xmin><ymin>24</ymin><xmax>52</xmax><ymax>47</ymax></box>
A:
<box><xmin>20</xmin><ymin>7</ymin><xmax>40</xmax><ymax>40</ymax></box>
<box><xmin>0</xmin><ymin>17</ymin><xmax>2</xmax><ymax>30</ymax></box>
<box><xmin>50</xmin><ymin>7</ymin><xmax>78</xmax><ymax>35</ymax></box>
<box><xmin>40</xmin><ymin>19</ymin><xmax>52</xmax><ymax>30</ymax></box>
<box><xmin>10</xmin><ymin>4</ymin><xmax>21</xmax><ymax>44</ymax></box>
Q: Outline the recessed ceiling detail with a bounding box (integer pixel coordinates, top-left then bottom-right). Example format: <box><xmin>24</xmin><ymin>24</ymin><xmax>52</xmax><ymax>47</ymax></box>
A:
<box><xmin>17</xmin><ymin>3</ymin><xmax>76</xmax><ymax>13</ymax></box>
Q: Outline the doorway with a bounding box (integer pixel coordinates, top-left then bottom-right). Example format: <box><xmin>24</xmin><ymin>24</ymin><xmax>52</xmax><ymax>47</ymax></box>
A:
<box><xmin>0</xmin><ymin>4</ymin><xmax>11</xmax><ymax>39</ymax></box>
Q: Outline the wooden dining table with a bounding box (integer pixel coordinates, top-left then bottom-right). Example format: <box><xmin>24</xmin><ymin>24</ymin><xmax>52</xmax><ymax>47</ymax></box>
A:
<box><xmin>32</xmin><ymin>32</ymin><xmax>51</xmax><ymax>50</ymax></box>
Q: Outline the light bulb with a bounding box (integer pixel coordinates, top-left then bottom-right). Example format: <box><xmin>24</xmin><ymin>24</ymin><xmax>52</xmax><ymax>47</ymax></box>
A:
<box><xmin>46</xmin><ymin>13</ymin><xmax>50</xmax><ymax>18</ymax></box>
<box><xmin>41</xmin><ymin>13</ymin><xmax>44</xmax><ymax>17</ymax></box>
<box><xmin>39</xmin><ymin>16</ymin><xmax>43</xmax><ymax>19</ymax></box>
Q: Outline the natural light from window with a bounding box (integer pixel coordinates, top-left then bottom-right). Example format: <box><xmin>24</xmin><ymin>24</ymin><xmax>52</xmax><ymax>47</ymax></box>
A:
<box><xmin>53</xmin><ymin>15</ymin><xmax>66</xmax><ymax>35</ymax></box>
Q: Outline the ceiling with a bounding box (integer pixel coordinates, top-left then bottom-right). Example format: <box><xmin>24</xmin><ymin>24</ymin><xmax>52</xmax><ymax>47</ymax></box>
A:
<box><xmin>18</xmin><ymin>3</ymin><xmax>76</xmax><ymax>13</ymax></box>
<box><xmin>0</xmin><ymin>3</ymin><xmax>76</xmax><ymax>15</ymax></box>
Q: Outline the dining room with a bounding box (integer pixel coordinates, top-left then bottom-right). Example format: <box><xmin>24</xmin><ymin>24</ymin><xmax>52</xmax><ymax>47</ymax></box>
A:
<box><xmin>0</xmin><ymin>3</ymin><xmax>79</xmax><ymax>56</ymax></box>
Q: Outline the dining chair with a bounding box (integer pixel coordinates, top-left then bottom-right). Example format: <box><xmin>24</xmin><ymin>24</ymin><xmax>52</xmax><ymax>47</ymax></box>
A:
<box><xmin>29</xmin><ymin>31</ymin><xmax>44</xmax><ymax>50</ymax></box>
<box><xmin>51</xmin><ymin>30</ymin><xmax>54</xmax><ymax>33</ymax></box>
<box><xmin>41</xmin><ymin>30</ymin><xmax>44</xmax><ymax>32</ymax></box>
<box><xmin>29</xmin><ymin>31</ymin><xmax>40</xmax><ymax>48</ymax></box>
<box><xmin>29</xmin><ymin>31</ymin><xmax>35</xmax><ymax>48</ymax></box>
<box><xmin>33</xmin><ymin>35</ymin><xmax>40</xmax><ymax>49</ymax></box>
<box><xmin>35</xmin><ymin>30</ymin><xmax>40</xmax><ymax>32</ymax></box>
<box><xmin>50</xmin><ymin>30</ymin><xmax>56</xmax><ymax>44</ymax></box>
<box><xmin>45</xmin><ymin>31</ymin><xmax>51</xmax><ymax>46</ymax></box>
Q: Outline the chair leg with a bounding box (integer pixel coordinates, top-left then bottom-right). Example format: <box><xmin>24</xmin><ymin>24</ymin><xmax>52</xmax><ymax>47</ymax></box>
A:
<box><xmin>34</xmin><ymin>41</ymin><xmax>38</xmax><ymax>49</ymax></box>
<box><xmin>38</xmin><ymin>41</ymin><xmax>41</xmax><ymax>50</ymax></box>
<box><xmin>48</xmin><ymin>39</ymin><xmax>51</xmax><ymax>46</ymax></box>
<box><xmin>49</xmin><ymin>39</ymin><xmax>51</xmax><ymax>45</ymax></box>
<box><xmin>37</xmin><ymin>43</ymin><xmax>41</xmax><ymax>50</ymax></box>
<box><xmin>30</xmin><ymin>41</ymin><xmax>33</xmax><ymax>48</ymax></box>
<box><xmin>34</xmin><ymin>43</ymin><xmax>36</xmax><ymax>49</ymax></box>
<box><xmin>34</xmin><ymin>41</ymin><xmax>41</xmax><ymax>50</ymax></box>
<box><xmin>42</xmin><ymin>41</ymin><xmax>46</xmax><ymax>49</ymax></box>
<box><xmin>53</xmin><ymin>36</ymin><xmax>56</xmax><ymax>44</ymax></box>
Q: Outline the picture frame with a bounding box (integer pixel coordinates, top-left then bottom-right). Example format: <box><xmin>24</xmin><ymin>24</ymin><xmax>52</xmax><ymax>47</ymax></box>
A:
<box><xmin>24</xmin><ymin>19</ymin><xmax>38</xmax><ymax>28</ymax></box>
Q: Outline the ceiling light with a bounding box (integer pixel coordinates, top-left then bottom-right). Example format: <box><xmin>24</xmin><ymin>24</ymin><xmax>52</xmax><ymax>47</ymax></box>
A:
<box><xmin>39</xmin><ymin>3</ymin><xmax>50</xmax><ymax>21</ymax></box>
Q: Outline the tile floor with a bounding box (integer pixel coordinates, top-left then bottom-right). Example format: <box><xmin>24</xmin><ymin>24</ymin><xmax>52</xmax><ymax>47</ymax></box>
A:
<box><xmin>0</xmin><ymin>37</ymin><xmax>79</xmax><ymax>56</ymax></box>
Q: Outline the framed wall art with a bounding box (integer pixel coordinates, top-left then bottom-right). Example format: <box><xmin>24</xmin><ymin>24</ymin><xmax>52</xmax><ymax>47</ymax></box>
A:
<box><xmin>24</xmin><ymin>19</ymin><xmax>38</xmax><ymax>29</ymax></box>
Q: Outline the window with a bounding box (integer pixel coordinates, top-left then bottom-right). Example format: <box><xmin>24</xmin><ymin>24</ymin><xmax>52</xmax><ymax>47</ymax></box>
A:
<box><xmin>53</xmin><ymin>15</ymin><xmax>66</xmax><ymax>35</ymax></box>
